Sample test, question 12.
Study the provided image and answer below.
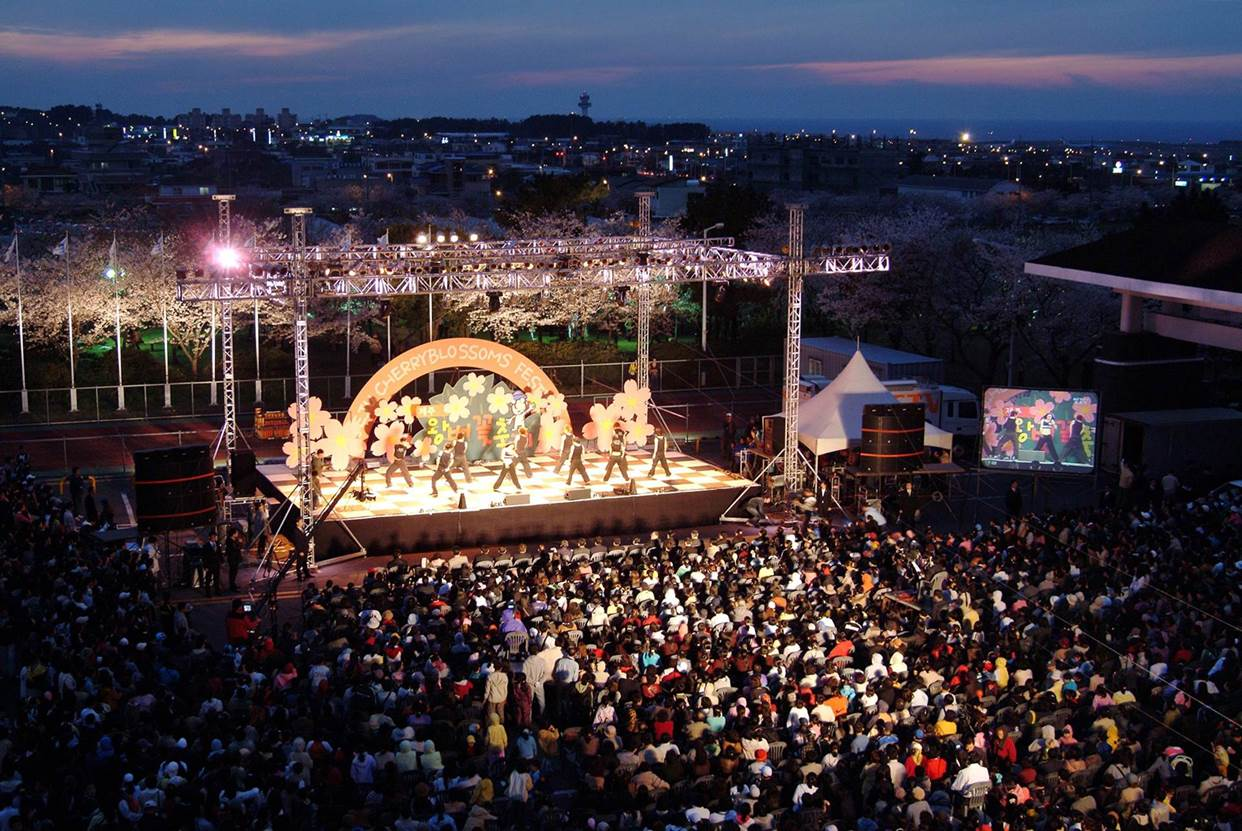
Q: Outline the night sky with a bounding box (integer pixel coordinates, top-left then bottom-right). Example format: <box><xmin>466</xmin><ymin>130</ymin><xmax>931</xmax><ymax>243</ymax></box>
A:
<box><xmin>1</xmin><ymin>0</ymin><xmax>1240</xmax><ymax>127</ymax></box>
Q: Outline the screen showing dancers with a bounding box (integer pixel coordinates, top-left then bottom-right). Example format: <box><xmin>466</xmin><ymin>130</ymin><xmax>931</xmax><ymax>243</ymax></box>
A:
<box><xmin>981</xmin><ymin>388</ymin><xmax>1099</xmax><ymax>473</ymax></box>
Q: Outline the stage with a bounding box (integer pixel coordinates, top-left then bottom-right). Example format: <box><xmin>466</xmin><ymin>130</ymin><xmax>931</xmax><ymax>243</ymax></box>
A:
<box><xmin>257</xmin><ymin>449</ymin><xmax>757</xmax><ymax>559</ymax></box>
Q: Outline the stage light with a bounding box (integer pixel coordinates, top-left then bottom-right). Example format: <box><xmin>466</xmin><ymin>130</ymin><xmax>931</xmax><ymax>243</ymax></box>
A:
<box><xmin>436</xmin><ymin>234</ymin><xmax>446</xmax><ymax>243</ymax></box>
<box><xmin>450</xmin><ymin>233</ymin><xmax>459</xmax><ymax>243</ymax></box>
<box><xmin>212</xmin><ymin>245</ymin><xmax>243</xmax><ymax>270</ymax></box>
<box><xmin>416</xmin><ymin>233</ymin><xmax>428</xmax><ymax>245</ymax></box>
<box><xmin>469</xmin><ymin>233</ymin><xmax>479</xmax><ymax>242</ymax></box>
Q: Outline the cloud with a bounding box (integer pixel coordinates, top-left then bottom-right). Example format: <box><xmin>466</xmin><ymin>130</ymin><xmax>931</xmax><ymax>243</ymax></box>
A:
<box><xmin>0</xmin><ymin>24</ymin><xmax>431</xmax><ymax>61</ymax></box>
<box><xmin>761</xmin><ymin>53</ymin><xmax>1242</xmax><ymax>90</ymax></box>
<box><xmin>491</xmin><ymin>66</ymin><xmax>642</xmax><ymax>87</ymax></box>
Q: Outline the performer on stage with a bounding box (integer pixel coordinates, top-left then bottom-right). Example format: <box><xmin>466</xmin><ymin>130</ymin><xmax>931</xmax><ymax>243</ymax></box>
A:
<box><xmin>452</xmin><ymin>430</ymin><xmax>473</xmax><ymax>482</ymax></box>
<box><xmin>648</xmin><ymin>426</ymin><xmax>671</xmax><ymax>477</ymax></box>
<box><xmin>1035</xmin><ymin>412</ymin><xmax>1061</xmax><ymax>464</ymax></box>
<box><xmin>493</xmin><ymin>442</ymin><xmax>523</xmax><ymax>492</ymax></box>
<box><xmin>995</xmin><ymin>409</ymin><xmax>1019</xmax><ymax>458</ymax></box>
<box><xmin>554</xmin><ymin>423</ymin><xmax>574</xmax><ymax>475</ymax></box>
<box><xmin>565</xmin><ymin>435</ymin><xmax>591</xmax><ymax>486</ymax></box>
<box><xmin>515</xmin><ymin>426</ymin><xmax>534</xmax><ymax>477</ymax></box>
<box><xmin>385</xmin><ymin>434</ymin><xmax>413</xmax><ymax>488</ymax></box>
<box><xmin>310</xmin><ymin>448</ymin><xmax>327</xmax><ymax>508</ymax></box>
<box><xmin>1062</xmin><ymin>414</ymin><xmax>1089</xmax><ymax>464</ymax></box>
<box><xmin>431</xmin><ymin>447</ymin><xmax>458</xmax><ymax>497</ymax></box>
<box><xmin>602</xmin><ymin>425</ymin><xmax>630</xmax><ymax>483</ymax></box>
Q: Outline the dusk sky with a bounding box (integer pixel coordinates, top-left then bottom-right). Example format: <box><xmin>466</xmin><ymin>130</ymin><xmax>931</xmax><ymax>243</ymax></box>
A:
<box><xmin>2</xmin><ymin>0</ymin><xmax>1241</xmax><ymax>129</ymax></box>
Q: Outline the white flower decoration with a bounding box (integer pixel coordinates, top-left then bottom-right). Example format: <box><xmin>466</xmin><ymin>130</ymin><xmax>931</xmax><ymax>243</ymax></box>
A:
<box><xmin>486</xmin><ymin>388</ymin><xmax>513</xmax><ymax>415</ymax></box>
<box><xmin>286</xmin><ymin>396</ymin><xmax>329</xmax><ymax>441</ymax></box>
<box><xmin>282</xmin><ymin>439</ymin><xmax>301</xmax><ymax>469</ymax></box>
<box><xmin>397</xmin><ymin>395</ymin><xmax>422</xmax><ymax>423</ymax></box>
<box><xmin>376</xmin><ymin>399</ymin><xmax>400</xmax><ymax>424</ymax></box>
<box><xmin>444</xmin><ymin>394</ymin><xmax>470</xmax><ymax>423</ymax></box>
<box><xmin>614</xmin><ymin>379</ymin><xmax>652</xmax><ymax>420</ymax></box>
<box><xmin>316</xmin><ymin>417</ymin><xmax>366</xmax><ymax>470</ymax></box>
<box><xmin>370</xmin><ymin>421</ymin><xmax>405</xmax><ymax>462</ymax></box>
<box><xmin>462</xmin><ymin>373</ymin><xmax>486</xmax><ymax>397</ymax></box>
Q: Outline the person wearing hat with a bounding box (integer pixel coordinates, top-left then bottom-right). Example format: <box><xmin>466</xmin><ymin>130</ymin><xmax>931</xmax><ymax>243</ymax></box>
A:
<box><xmin>602</xmin><ymin>425</ymin><xmax>630</xmax><ymax>483</ymax></box>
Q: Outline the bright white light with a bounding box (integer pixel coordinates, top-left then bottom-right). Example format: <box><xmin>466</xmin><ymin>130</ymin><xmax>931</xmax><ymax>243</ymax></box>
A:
<box><xmin>449</xmin><ymin>233</ymin><xmax>459</xmax><ymax>243</ymax></box>
<box><xmin>469</xmin><ymin>233</ymin><xmax>479</xmax><ymax>242</ymax></box>
<box><xmin>960</xmin><ymin>132</ymin><xmax>971</xmax><ymax>143</ymax></box>
<box><xmin>104</xmin><ymin>267</ymin><xmax>117</xmax><ymax>280</ymax></box>
<box><xmin>212</xmin><ymin>246</ymin><xmax>243</xmax><ymax>270</ymax></box>
<box><xmin>416</xmin><ymin>233</ymin><xmax>427</xmax><ymax>245</ymax></box>
<box><xmin>436</xmin><ymin>234</ymin><xmax>446</xmax><ymax>243</ymax></box>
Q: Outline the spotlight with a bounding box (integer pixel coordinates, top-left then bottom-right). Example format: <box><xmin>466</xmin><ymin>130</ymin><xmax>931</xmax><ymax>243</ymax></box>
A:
<box><xmin>416</xmin><ymin>233</ymin><xmax>428</xmax><ymax>245</ymax></box>
<box><xmin>212</xmin><ymin>245</ymin><xmax>243</xmax><ymax>271</ymax></box>
<box><xmin>436</xmin><ymin>233</ymin><xmax>446</xmax><ymax>243</ymax></box>
<box><xmin>469</xmin><ymin>233</ymin><xmax>479</xmax><ymax>242</ymax></box>
<box><xmin>450</xmin><ymin>233</ymin><xmax>459</xmax><ymax>243</ymax></box>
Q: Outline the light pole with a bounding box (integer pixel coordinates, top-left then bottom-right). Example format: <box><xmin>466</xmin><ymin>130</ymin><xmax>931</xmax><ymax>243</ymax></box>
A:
<box><xmin>105</xmin><ymin>233</ymin><xmax>126</xmax><ymax>411</ymax></box>
<box><xmin>700</xmin><ymin>223</ymin><xmax>724</xmax><ymax>351</ymax></box>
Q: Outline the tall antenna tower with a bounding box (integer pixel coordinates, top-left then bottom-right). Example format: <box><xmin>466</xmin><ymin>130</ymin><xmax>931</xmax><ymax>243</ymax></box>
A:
<box><xmin>578</xmin><ymin>92</ymin><xmax>592</xmax><ymax>118</ymax></box>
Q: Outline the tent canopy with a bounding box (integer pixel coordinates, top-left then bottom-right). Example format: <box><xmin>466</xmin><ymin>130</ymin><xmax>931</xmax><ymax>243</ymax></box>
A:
<box><xmin>797</xmin><ymin>350</ymin><xmax>953</xmax><ymax>456</ymax></box>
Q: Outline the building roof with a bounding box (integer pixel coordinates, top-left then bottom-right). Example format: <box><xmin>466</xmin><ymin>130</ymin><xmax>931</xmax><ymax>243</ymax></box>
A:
<box><xmin>803</xmin><ymin>337</ymin><xmax>940</xmax><ymax>367</ymax></box>
<box><xmin>1027</xmin><ymin>221</ymin><xmax>1242</xmax><ymax>303</ymax></box>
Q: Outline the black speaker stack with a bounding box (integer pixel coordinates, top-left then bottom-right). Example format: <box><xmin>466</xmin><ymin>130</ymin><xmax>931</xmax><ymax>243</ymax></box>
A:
<box><xmin>132</xmin><ymin>445</ymin><xmax>218</xmax><ymax>531</ymax></box>
<box><xmin>859</xmin><ymin>403</ymin><xmax>925</xmax><ymax>474</ymax></box>
<box><xmin>230</xmin><ymin>449</ymin><xmax>258</xmax><ymax>497</ymax></box>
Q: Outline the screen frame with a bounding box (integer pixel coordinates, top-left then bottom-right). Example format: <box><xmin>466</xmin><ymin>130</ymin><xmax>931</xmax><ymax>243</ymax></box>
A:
<box><xmin>980</xmin><ymin>387</ymin><xmax>1100</xmax><ymax>474</ymax></box>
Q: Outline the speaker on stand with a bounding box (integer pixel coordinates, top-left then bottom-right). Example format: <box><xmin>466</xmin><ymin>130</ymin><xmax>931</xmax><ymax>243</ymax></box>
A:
<box><xmin>859</xmin><ymin>404</ymin><xmax>925</xmax><ymax>474</ymax></box>
<box><xmin>132</xmin><ymin>445</ymin><xmax>218</xmax><ymax>532</ymax></box>
<box><xmin>229</xmin><ymin>449</ymin><xmax>257</xmax><ymax>497</ymax></box>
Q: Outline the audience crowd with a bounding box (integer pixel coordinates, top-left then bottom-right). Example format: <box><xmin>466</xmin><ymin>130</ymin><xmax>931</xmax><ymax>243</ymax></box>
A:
<box><xmin>1</xmin><ymin>450</ymin><xmax>1240</xmax><ymax>831</ymax></box>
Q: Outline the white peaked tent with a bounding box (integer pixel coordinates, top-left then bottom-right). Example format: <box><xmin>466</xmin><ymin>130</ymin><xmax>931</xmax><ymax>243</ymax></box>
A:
<box><xmin>797</xmin><ymin>350</ymin><xmax>953</xmax><ymax>457</ymax></box>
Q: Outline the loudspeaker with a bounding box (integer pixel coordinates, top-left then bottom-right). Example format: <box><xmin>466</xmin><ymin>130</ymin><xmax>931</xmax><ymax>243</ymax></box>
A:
<box><xmin>132</xmin><ymin>445</ymin><xmax>217</xmax><ymax>531</ymax></box>
<box><xmin>565</xmin><ymin>486</ymin><xmax>592</xmax><ymax>501</ymax></box>
<box><xmin>230</xmin><ymin>449</ymin><xmax>257</xmax><ymax>497</ymax></box>
<box><xmin>762</xmin><ymin>415</ymin><xmax>785</xmax><ymax>456</ymax></box>
<box><xmin>503</xmin><ymin>493</ymin><xmax>531</xmax><ymax>506</ymax></box>
<box><xmin>860</xmin><ymin>403</ymin><xmax>925</xmax><ymax>474</ymax></box>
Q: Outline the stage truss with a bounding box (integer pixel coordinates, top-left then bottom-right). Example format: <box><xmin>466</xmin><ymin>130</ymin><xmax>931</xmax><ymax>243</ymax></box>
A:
<box><xmin>178</xmin><ymin>198</ymin><xmax>889</xmax><ymax>566</ymax></box>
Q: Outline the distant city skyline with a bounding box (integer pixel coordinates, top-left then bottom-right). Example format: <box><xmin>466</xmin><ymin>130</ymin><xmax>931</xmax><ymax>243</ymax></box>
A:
<box><xmin>1</xmin><ymin>1</ymin><xmax>1240</xmax><ymax>131</ymax></box>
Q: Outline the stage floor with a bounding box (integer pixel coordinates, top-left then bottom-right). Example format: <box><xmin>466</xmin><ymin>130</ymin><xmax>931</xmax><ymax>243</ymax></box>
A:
<box><xmin>258</xmin><ymin>450</ymin><xmax>757</xmax><ymax>557</ymax></box>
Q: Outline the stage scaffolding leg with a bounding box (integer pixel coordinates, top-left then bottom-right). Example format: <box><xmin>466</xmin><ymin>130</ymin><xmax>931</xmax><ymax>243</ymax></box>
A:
<box><xmin>636</xmin><ymin>191</ymin><xmax>654</xmax><ymax>391</ymax></box>
<box><xmin>720</xmin><ymin>454</ymin><xmax>777</xmax><ymax>522</ymax></box>
<box><xmin>222</xmin><ymin>300</ymin><xmax>236</xmax><ymax>454</ymax></box>
<box><xmin>782</xmin><ymin>204</ymin><xmax>806</xmax><ymax>496</ymax></box>
<box><xmin>286</xmin><ymin>207</ymin><xmax>316</xmax><ymax>569</ymax></box>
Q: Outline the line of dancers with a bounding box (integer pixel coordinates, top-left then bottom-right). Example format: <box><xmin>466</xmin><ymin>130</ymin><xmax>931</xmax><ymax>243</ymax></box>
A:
<box><xmin>375</xmin><ymin>422</ymin><xmax>672</xmax><ymax>498</ymax></box>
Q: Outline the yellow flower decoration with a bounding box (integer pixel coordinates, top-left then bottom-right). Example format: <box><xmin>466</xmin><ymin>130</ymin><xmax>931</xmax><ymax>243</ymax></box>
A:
<box><xmin>462</xmin><ymin>373</ymin><xmax>486</xmax><ymax>397</ymax></box>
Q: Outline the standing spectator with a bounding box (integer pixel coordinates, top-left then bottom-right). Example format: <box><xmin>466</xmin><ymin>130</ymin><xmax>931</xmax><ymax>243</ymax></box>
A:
<box><xmin>1005</xmin><ymin>478</ymin><xmax>1023</xmax><ymax>518</ymax></box>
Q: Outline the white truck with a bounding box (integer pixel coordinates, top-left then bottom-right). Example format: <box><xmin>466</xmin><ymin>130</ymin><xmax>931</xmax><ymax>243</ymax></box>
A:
<box><xmin>883</xmin><ymin>380</ymin><xmax>980</xmax><ymax>436</ymax></box>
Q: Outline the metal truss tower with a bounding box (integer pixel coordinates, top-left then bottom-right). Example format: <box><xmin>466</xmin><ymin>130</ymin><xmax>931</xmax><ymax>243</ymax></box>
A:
<box><xmin>213</xmin><ymin>194</ymin><xmax>237</xmax><ymax>456</ymax></box>
<box><xmin>783</xmin><ymin>204</ymin><xmax>807</xmax><ymax>493</ymax></box>
<box><xmin>635</xmin><ymin>192</ymin><xmax>654</xmax><ymax>391</ymax></box>
<box><xmin>285</xmin><ymin>207</ymin><xmax>316</xmax><ymax>568</ymax></box>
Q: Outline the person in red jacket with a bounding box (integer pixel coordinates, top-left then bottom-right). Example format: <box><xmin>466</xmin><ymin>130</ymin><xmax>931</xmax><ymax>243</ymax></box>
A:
<box><xmin>992</xmin><ymin>725</ymin><xmax>1018</xmax><ymax>768</ymax></box>
<box><xmin>224</xmin><ymin>599</ymin><xmax>258</xmax><ymax>647</ymax></box>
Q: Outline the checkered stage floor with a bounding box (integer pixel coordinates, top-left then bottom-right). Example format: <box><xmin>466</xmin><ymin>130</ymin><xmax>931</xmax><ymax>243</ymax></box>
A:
<box><xmin>258</xmin><ymin>451</ymin><xmax>754</xmax><ymax>520</ymax></box>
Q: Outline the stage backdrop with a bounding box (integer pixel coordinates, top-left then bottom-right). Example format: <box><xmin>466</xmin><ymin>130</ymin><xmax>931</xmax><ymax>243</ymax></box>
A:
<box><xmin>346</xmin><ymin>338</ymin><xmax>570</xmax><ymax>463</ymax></box>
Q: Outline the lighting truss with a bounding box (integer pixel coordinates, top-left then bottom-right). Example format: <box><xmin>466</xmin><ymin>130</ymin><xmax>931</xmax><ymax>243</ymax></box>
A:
<box><xmin>175</xmin><ymin>207</ymin><xmax>889</xmax><ymax>551</ymax></box>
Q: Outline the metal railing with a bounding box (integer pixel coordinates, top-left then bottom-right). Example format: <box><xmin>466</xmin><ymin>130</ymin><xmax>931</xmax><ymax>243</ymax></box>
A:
<box><xmin>0</xmin><ymin>355</ymin><xmax>779</xmax><ymax>425</ymax></box>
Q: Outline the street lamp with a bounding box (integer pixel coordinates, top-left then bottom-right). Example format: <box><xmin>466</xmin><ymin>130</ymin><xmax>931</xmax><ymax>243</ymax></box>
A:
<box><xmin>700</xmin><ymin>223</ymin><xmax>725</xmax><ymax>350</ymax></box>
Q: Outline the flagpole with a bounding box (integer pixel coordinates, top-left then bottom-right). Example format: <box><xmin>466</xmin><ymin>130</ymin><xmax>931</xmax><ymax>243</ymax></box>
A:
<box><xmin>111</xmin><ymin>232</ymin><xmax>126</xmax><ymax>411</ymax></box>
<box><xmin>13</xmin><ymin>230</ymin><xmax>29</xmax><ymax>414</ymax></box>
<box><xmin>65</xmin><ymin>234</ymin><xmax>78</xmax><ymax>413</ymax></box>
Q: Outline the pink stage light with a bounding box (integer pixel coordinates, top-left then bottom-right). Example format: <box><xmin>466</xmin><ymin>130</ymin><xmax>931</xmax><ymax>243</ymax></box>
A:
<box><xmin>212</xmin><ymin>245</ymin><xmax>244</xmax><ymax>270</ymax></box>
